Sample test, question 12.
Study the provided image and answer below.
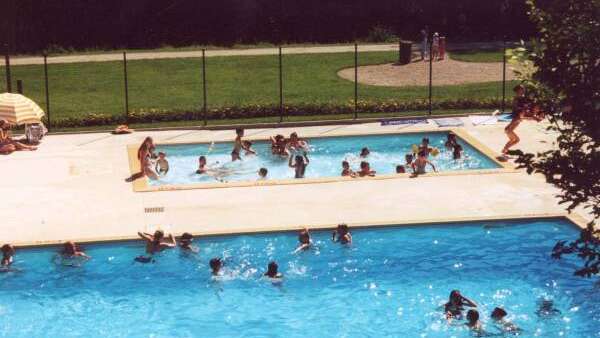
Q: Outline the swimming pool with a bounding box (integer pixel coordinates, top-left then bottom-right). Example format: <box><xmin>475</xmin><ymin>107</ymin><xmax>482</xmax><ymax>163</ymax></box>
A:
<box><xmin>1</xmin><ymin>218</ymin><xmax>597</xmax><ymax>337</ymax></box>
<box><xmin>146</xmin><ymin>131</ymin><xmax>502</xmax><ymax>187</ymax></box>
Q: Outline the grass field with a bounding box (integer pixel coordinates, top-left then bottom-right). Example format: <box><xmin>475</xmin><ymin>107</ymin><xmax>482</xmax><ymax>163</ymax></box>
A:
<box><xmin>0</xmin><ymin>50</ymin><xmax>512</xmax><ymax>125</ymax></box>
<box><xmin>448</xmin><ymin>49</ymin><xmax>505</xmax><ymax>63</ymax></box>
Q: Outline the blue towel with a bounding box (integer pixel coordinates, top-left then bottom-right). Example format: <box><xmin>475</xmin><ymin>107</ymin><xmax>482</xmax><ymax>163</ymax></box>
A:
<box><xmin>380</xmin><ymin>119</ymin><xmax>427</xmax><ymax>126</ymax></box>
<box><xmin>433</xmin><ymin>117</ymin><xmax>464</xmax><ymax>127</ymax></box>
<box><xmin>497</xmin><ymin>113</ymin><xmax>513</xmax><ymax>122</ymax></box>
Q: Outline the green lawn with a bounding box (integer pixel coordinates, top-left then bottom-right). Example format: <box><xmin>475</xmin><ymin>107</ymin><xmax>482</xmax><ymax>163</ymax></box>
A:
<box><xmin>449</xmin><ymin>49</ymin><xmax>505</xmax><ymax>63</ymax></box>
<box><xmin>0</xmin><ymin>51</ymin><xmax>511</xmax><ymax>124</ymax></box>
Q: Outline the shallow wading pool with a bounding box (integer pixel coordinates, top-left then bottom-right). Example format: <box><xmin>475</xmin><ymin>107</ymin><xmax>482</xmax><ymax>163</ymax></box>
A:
<box><xmin>144</xmin><ymin>131</ymin><xmax>502</xmax><ymax>187</ymax></box>
<box><xmin>0</xmin><ymin>218</ymin><xmax>598</xmax><ymax>337</ymax></box>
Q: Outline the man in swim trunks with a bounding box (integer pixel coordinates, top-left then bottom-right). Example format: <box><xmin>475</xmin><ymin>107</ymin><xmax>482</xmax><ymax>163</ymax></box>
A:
<box><xmin>137</xmin><ymin>230</ymin><xmax>176</xmax><ymax>255</ymax></box>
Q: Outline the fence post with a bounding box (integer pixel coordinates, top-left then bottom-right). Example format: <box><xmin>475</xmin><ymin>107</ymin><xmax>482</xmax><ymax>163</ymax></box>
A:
<box><xmin>501</xmin><ymin>40</ymin><xmax>507</xmax><ymax>113</ymax></box>
<box><xmin>4</xmin><ymin>44</ymin><xmax>11</xmax><ymax>93</ymax></box>
<box><xmin>428</xmin><ymin>40</ymin><xmax>433</xmax><ymax>115</ymax></box>
<box><xmin>122</xmin><ymin>52</ymin><xmax>129</xmax><ymax>123</ymax></box>
<box><xmin>43</xmin><ymin>54</ymin><xmax>50</xmax><ymax>130</ymax></box>
<box><xmin>202</xmin><ymin>49</ymin><xmax>207</xmax><ymax>126</ymax></box>
<box><xmin>278</xmin><ymin>46</ymin><xmax>283</xmax><ymax>123</ymax></box>
<box><xmin>354</xmin><ymin>43</ymin><xmax>358</xmax><ymax>119</ymax></box>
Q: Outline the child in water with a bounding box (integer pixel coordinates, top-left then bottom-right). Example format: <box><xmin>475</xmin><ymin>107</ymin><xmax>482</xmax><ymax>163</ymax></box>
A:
<box><xmin>332</xmin><ymin>223</ymin><xmax>352</xmax><ymax>244</ymax></box>
<box><xmin>258</xmin><ymin>168</ymin><xmax>268</xmax><ymax>180</ymax></box>
<box><xmin>1</xmin><ymin>244</ymin><xmax>15</xmax><ymax>267</ymax></box>
<box><xmin>264</xmin><ymin>261</ymin><xmax>283</xmax><ymax>279</ymax></box>
<box><xmin>491</xmin><ymin>307</ymin><xmax>520</xmax><ymax>333</ymax></box>
<box><xmin>196</xmin><ymin>156</ymin><xmax>207</xmax><ymax>174</ymax></box>
<box><xmin>444</xmin><ymin>132</ymin><xmax>458</xmax><ymax>151</ymax></box>
<box><xmin>210</xmin><ymin>257</ymin><xmax>223</xmax><ymax>276</ymax></box>
<box><xmin>179</xmin><ymin>232</ymin><xmax>199</xmax><ymax>253</ymax></box>
<box><xmin>396</xmin><ymin>165</ymin><xmax>406</xmax><ymax>173</ymax></box>
<box><xmin>418</xmin><ymin>137</ymin><xmax>432</xmax><ymax>157</ymax></box>
<box><xmin>360</xmin><ymin>147</ymin><xmax>370</xmax><ymax>158</ymax></box>
<box><xmin>444</xmin><ymin>290</ymin><xmax>477</xmax><ymax>320</ymax></box>
<box><xmin>466</xmin><ymin>309</ymin><xmax>483</xmax><ymax>332</ymax></box>
<box><xmin>293</xmin><ymin>228</ymin><xmax>312</xmax><ymax>253</ymax></box>
<box><xmin>231</xmin><ymin>149</ymin><xmax>241</xmax><ymax>162</ymax></box>
<box><xmin>357</xmin><ymin>161</ymin><xmax>376</xmax><ymax>177</ymax></box>
<box><xmin>452</xmin><ymin>143</ymin><xmax>463</xmax><ymax>160</ymax></box>
<box><xmin>62</xmin><ymin>241</ymin><xmax>91</xmax><ymax>259</ymax></box>
<box><xmin>289</xmin><ymin>152</ymin><xmax>310</xmax><ymax>178</ymax></box>
<box><xmin>341</xmin><ymin>161</ymin><xmax>356</xmax><ymax>177</ymax></box>
<box><xmin>155</xmin><ymin>152</ymin><xmax>169</xmax><ymax>175</ymax></box>
<box><xmin>243</xmin><ymin>141</ymin><xmax>256</xmax><ymax>155</ymax></box>
<box><xmin>405</xmin><ymin>153</ymin><xmax>414</xmax><ymax>167</ymax></box>
<box><xmin>411</xmin><ymin>151</ymin><xmax>436</xmax><ymax>175</ymax></box>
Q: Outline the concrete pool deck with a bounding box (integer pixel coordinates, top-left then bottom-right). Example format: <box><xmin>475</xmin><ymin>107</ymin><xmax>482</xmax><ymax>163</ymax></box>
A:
<box><xmin>0</xmin><ymin>116</ymin><xmax>593</xmax><ymax>246</ymax></box>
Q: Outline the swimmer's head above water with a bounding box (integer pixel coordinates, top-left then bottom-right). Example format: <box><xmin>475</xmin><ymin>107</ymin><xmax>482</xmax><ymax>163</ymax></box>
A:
<box><xmin>210</xmin><ymin>257</ymin><xmax>223</xmax><ymax>275</ymax></box>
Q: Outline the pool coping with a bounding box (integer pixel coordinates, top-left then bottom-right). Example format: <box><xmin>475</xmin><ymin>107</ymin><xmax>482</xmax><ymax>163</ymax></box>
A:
<box><xmin>11</xmin><ymin>213</ymin><xmax>589</xmax><ymax>249</ymax></box>
<box><xmin>127</xmin><ymin>128</ymin><xmax>514</xmax><ymax>192</ymax></box>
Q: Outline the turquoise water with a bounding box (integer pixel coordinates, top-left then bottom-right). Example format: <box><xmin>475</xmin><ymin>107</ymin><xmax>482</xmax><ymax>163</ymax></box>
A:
<box><xmin>149</xmin><ymin>132</ymin><xmax>500</xmax><ymax>186</ymax></box>
<box><xmin>1</xmin><ymin>219</ymin><xmax>598</xmax><ymax>337</ymax></box>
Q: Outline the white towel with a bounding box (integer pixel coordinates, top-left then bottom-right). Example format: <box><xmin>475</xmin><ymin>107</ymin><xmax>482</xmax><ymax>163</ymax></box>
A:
<box><xmin>469</xmin><ymin>115</ymin><xmax>498</xmax><ymax>126</ymax></box>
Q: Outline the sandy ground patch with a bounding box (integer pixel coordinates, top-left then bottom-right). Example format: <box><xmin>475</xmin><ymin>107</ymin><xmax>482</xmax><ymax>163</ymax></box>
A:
<box><xmin>338</xmin><ymin>56</ymin><xmax>516</xmax><ymax>87</ymax></box>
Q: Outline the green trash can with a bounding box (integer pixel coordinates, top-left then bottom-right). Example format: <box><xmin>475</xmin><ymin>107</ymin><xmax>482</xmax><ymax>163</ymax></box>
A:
<box><xmin>399</xmin><ymin>41</ymin><xmax>412</xmax><ymax>65</ymax></box>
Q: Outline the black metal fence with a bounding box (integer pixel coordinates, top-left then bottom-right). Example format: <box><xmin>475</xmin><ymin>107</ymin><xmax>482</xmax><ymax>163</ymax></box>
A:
<box><xmin>1</xmin><ymin>41</ymin><xmax>514</xmax><ymax>131</ymax></box>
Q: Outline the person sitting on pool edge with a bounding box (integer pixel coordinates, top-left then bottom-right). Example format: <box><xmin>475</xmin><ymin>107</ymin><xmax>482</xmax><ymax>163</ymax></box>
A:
<box><xmin>210</xmin><ymin>257</ymin><xmax>223</xmax><ymax>276</ymax></box>
<box><xmin>396</xmin><ymin>165</ymin><xmax>406</xmax><ymax>173</ymax></box>
<box><xmin>289</xmin><ymin>152</ymin><xmax>309</xmax><ymax>178</ymax></box>
<box><xmin>357</xmin><ymin>161</ymin><xmax>376</xmax><ymax>177</ymax></box>
<box><xmin>444</xmin><ymin>290</ymin><xmax>477</xmax><ymax>320</ymax></box>
<box><xmin>293</xmin><ymin>228</ymin><xmax>312</xmax><ymax>253</ymax></box>
<box><xmin>1</xmin><ymin>244</ymin><xmax>15</xmax><ymax>267</ymax></box>
<box><xmin>332</xmin><ymin>223</ymin><xmax>352</xmax><ymax>245</ymax></box>
<box><xmin>341</xmin><ymin>160</ymin><xmax>356</xmax><ymax>177</ymax></box>
<box><xmin>360</xmin><ymin>147</ymin><xmax>370</xmax><ymax>158</ymax></box>
<box><xmin>62</xmin><ymin>241</ymin><xmax>91</xmax><ymax>259</ymax></box>
<box><xmin>491</xmin><ymin>307</ymin><xmax>520</xmax><ymax>333</ymax></box>
<box><xmin>411</xmin><ymin>151</ymin><xmax>436</xmax><ymax>176</ymax></box>
<box><xmin>258</xmin><ymin>167</ymin><xmax>268</xmax><ymax>180</ymax></box>
<box><xmin>264</xmin><ymin>261</ymin><xmax>283</xmax><ymax>280</ymax></box>
<box><xmin>155</xmin><ymin>152</ymin><xmax>169</xmax><ymax>175</ymax></box>
<box><xmin>179</xmin><ymin>232</ymin><xmax>199</xmax><ymax>253</ymax></box>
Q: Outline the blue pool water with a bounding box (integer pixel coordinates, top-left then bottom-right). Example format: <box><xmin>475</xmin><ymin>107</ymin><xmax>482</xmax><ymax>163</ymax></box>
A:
<box><xmin>149</xmin><ymin>132</ymin><xmax>500</xmax><ymax>186</ymax></box>
<box><xmin>1</xmin><ymin>219</ymin><xmax>598</xmax><ymax>337</ymax></box>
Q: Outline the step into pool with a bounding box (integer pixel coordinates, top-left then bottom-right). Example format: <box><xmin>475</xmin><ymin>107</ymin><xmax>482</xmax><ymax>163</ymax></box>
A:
<box><xmin>0</xmin><ymin>218</ymin><xmax>597</xmax><ymax>337</ymax></box>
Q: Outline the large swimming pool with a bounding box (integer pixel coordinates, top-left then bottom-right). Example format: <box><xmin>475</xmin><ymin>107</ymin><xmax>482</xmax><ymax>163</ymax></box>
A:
<box><xmin>148</xmin><ymin>132</ymin><xmax>500</xmax><ymax>186</ymax></box>
<box><xmin>1</xmin><ymin>218</ymin><xmax>597</xmax><ymax>337</ymax></box>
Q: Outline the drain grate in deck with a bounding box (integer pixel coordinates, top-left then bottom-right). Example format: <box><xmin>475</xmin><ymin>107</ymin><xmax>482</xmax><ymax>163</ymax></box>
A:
<box><xmin>144</xmin><ymin>207</ymin><xmax>165</xmax><ymax>213</ymax></box>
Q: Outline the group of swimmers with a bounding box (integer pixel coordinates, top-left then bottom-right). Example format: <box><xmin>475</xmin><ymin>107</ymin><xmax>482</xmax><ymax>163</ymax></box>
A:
<box><xmin>125</xmin><ymin>128</ymin><xmax>465</xmax><ymax>183</ymax></box>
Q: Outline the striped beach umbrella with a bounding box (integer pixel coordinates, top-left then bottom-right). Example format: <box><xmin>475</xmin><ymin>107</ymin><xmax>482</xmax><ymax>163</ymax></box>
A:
<box><xmin>0</xmin><ymin>92</ymin><xmax>45</xmax><ymax>125</ymax></box>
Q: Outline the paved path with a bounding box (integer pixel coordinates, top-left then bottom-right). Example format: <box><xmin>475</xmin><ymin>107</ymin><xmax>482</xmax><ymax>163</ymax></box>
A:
<box><xmin>7</xmin><ymin>42</ymin><xmax>507</xmax><ymax>66</ymax></box>
<box><xmin>0</xmin><ymin>115</ymin><xmax>593</xmax><ymax>246</ymax></box>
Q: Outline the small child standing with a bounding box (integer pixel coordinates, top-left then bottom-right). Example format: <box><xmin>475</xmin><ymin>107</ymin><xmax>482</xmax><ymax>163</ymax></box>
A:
<box><xmin>155</xmin><ymin>152</ymin><xmax>169</xmax><ymax>175</ymax></box>
<box><xmin>289</xmin><ymin>152</ymin><xmax>310</xmax><ymax>178</ymax></box>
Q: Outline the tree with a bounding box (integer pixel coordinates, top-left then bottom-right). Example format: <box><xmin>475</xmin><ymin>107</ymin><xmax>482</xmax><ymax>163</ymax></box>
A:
<box><xmin>508</xmin><ymin>0</ymin><xmax>599</xmax><ymax>277</ymax></box>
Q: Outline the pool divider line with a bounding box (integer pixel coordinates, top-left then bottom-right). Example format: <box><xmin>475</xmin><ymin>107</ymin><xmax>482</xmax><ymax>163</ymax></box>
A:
<box><xmin>8</xmin><ymin>213</ymin><xmax>586</xmax><ymax>249</ymax></box>
<box><xmin>127</xmin><ymin>128</ymin><xmax>514</xmax><ymax>192</ymax></box>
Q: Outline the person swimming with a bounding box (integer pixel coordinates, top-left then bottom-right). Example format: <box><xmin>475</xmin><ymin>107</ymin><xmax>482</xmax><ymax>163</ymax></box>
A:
<box><xmin>196</xmin><ymin>156</ymin><xmax>208</xmax><ymax>174</ymax></box>
<box><xmin>289</xmin><ymin>152</ymin><xmax>309</xmax><ymax>178</ymax></box>
<box><xmin>1</xmin><ymin>244</ymin><xmax>15</xmax><ymax>267</ymax></box>
<box><xmin>270</xmin><ymin>134</ymin><xmax>289</xmax><ymax>156</ymax></box>
<box><xmin>179</xmin><ymin>232</ymin><xmax>199</xmax><ymax>253</ymax></box>
<box><xmin>466</xmin><ymin>309</ymin><xmax>483</xmax><ymax>332</ymax></box>
<box><xmin>293</xmin><ymin>228</ymin><xmax>312</xmax><ymax>253</ymax></box>
<box><xmin>332</xmin><ymin>223</ymin><xmax>352</xmax><ymax>245</ymax></box>
<box><xmin>445</xmin><ymin>132</ymin><xmax>458</xmax><ymax>151</ymax></box>
<box><xmin>210</xmin><ymin>257</ymin><xmax>223</xmax><ymax>276</ymax></box>
<box><xmin>341</xmin><ymin>160</ymin><xmax>356</xmax><ymax>177</ymax></box>
<box><xmin>264</xmin><ymin>261</ymin><xmax>283</xmax><ymax>279</ymax></box>
<box><xmin>418</xmin><ymin>137</ymin><xmax>432</xmax><ymax>157</ymax></box>
<box><xmin>231</xmin><ymin>149</ymin><xmax>242</xmax><ymax>162</ymax></box>
<box><xmin>242</xmin><ymin>140</ymin><xmax>256</xmax><ymax>155</ymax></box>
<box><xmin>155</xmin><ymin>152</ymin><xmax>169</xmax><ymax>175</ymax></box>
<box><xmin>61</xmin><ymin>241</ymin><xmax>91</xmax><ymax>259</ymax></box>
<box><xmin>286</xmin><ymin>132</ymin><xmax>309</xmax><ymax>152</ymax></box>
<box><xmin>444</xmin><ymin>290</ymin><xmax>477</xmax><ymax>320</ymax></box>
<box><xmin>452</xmin><ymin>143</ymin><xmax>463</xmax><ymax>160</ymax></box>
<box><xmin>405</xmin><ymin>153</ymin><xmax>414</xmax><ymax>167</ymax></box>
<box><xmin>491</xmin><ymin>307</ymin><xmax>521</xmax><ymax>333</ymax></box>
<box><xmin>357</xmin><ymin>161</ymin><xmax>376</xmax><ymax>177</ymax></box>
<box><xmin>258</xmin><ymin>167</ymin><xmax>268</xmax><ymax>180</ymax></box>
<box><xmin>396</xmin><ymin>165</ymin><xmax>406</xmax><ymax>173</ymax></box>
<box><xmin>536</xmin><ymin>299</ymin><xmax>561</xmax><ymax>318</ymax></box>
<box><xmin>360</xmin><ymin>147</ymin><xmax>370</xmax><ymax>158</ymax></box>
<box><xmin>137</xmin><ymin>230</ymin><xmax>176</xmax><ymax>257</ymax></box>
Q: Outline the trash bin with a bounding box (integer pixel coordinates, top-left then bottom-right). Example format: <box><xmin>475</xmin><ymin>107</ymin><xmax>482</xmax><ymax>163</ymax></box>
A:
<box><xmin>399</xmin><ymin>41</ymin><xmax>412</xmax><ymax>65</ymax></box>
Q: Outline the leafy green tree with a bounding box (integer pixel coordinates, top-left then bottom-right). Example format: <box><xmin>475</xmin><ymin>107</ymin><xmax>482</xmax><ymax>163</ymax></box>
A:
<box><xmin>509</xmin><ymin>0</ymin><xmax>599</xmax><ymax>277</ymax></box>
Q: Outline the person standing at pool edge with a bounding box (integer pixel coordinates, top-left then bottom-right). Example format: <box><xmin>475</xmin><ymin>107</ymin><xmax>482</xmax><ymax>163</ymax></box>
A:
<box><xmin>500</xmin><ymin>85</ymin><xmax>544</xmax><ymax>158</ymax></box>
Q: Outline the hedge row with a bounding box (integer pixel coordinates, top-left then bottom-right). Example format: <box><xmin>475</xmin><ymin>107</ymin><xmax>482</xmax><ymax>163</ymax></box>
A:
<box><xmin>48</xmin><ymin>98</ymin><xmax>501</xmax><ymax>128</ymax></box>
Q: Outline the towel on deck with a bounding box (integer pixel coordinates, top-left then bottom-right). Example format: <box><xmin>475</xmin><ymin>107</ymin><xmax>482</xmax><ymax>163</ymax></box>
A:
<box><xmin>432</xmin><ymin>117</ymin><xmax>464</xmax><ymax>127</ymax></box>
<box><xmin>469</xmin><ymin>115</ymin><xmax>498</xmax><ymax>125</ymax></box>
<box><xmin>380</xmin><ymin>118</ymin><xmax>428</xmax><ymax>126</ymax></box>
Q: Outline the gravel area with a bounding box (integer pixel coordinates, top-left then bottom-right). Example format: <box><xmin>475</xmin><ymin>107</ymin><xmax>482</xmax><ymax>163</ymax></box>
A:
<box><xmin>338</xmin><ymin>56</ymin><xmax>516</xmax><ymax>87</ymax></box>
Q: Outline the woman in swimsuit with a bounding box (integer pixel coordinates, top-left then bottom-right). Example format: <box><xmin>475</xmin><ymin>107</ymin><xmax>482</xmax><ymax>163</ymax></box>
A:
<box><xmin>0</xmin><ymin>120</ymin><xmax>37</xmax><ymax>154</ymax></box>
<box><xmin>501</xmin><ymin>85</ymin><xmax>543</xmax><ymax>157</ymax></box>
